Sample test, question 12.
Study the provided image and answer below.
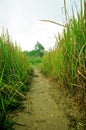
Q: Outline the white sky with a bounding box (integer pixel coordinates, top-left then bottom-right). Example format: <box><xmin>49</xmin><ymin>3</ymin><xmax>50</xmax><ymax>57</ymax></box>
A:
<box><xmin>0</xmin><ymin>0</ymin><xmax>82</xmax><ymax>51</ymax></box>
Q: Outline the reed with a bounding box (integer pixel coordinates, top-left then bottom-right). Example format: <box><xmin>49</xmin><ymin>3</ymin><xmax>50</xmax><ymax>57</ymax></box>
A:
<box><xmin>41</xmin><ymin>1</ymin><xmax>86</xmax><ymax>129</ymax></box>
<box><xmin>0</xmin><ymin>29</ymin><xmax>33</xmax><ymax>129</ymax></box>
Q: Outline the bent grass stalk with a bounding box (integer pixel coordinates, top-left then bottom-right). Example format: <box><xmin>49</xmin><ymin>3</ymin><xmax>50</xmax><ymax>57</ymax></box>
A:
<box><xmin>0</xmin><ymin>30</ymin><xmax>32</xmax><ymax>129</ymax></box>
<box><xmin>41</xmin><ymin>1</ymin><xmax>86</xmax><ymax>129</ymax></box>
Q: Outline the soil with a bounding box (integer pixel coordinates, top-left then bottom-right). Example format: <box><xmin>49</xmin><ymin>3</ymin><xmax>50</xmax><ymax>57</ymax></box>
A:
<box><xmin>12</xmin><ymin>69</ymin><xmax>75</xmax><ymax>130</ymax></box>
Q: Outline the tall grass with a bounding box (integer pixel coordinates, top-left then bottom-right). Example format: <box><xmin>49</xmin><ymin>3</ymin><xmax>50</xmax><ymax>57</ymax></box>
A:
<box><xmin>0</xmin><ymin>29</ymin><xmax>33</xmax><ymax>129</ymax></box>
<box><xmin>41</xmin><ymin>1</ymin><xmax>86</xmax><ymax>129</ymax></box>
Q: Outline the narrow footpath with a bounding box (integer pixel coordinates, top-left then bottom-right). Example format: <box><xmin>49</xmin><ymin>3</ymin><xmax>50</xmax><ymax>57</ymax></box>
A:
<box><xmin>13</xmin><ymin>69</ymin><xmax>69</xmax><ymax>130</ymax></box>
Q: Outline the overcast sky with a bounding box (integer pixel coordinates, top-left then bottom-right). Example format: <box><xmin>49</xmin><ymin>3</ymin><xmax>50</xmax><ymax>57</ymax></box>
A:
<box><xmin>0</xmin><ymin>0</ymin><xmax>82</xmax><ymax>51</ymax></box>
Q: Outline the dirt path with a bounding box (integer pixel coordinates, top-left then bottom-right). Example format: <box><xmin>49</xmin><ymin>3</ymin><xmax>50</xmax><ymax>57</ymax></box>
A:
<box><xmin>13</xmin><ymin>69</ymin><xmax>69</xmax><ymax>130</ymax></box>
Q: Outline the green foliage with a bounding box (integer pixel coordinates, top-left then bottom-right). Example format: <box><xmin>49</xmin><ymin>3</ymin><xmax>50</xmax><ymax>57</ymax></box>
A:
<box><xmin>35</xmin><ymin>41</ymin><xmax>45</xmax><ymax>51</ymax></box>
<box><xmin>25</xmin><ymin>41</ymin><xmax>45</xmax><ymax>58</ymax></box>
<box><xmin>41</xmin><ymin>2</ymin><xmax>86</xmax><ymax>90</ymax></box>
<box><xmin>25</xmin><ymin>50</ymin><xmax>38</xmax><ymax>57</ymax></box>
<box><xmin>25</xmin><ymin>50</ymin><xmax>42</xmax><ymax>67</ymax></box>
<box><xmin>0</xmin><ymin>29</ymin><xmax>33</xmax><ymax>129</ymax></box>
<box><xmin>29</xmin><ymin>56</ymin><xmax>42</xmax><ymax>66</ymax></box>
<box><xmin>41</xmin><ymin>2</ymin><xmax>86</xmax><ymax>129</ymax></box>
<box><xmin>25</xmin><ymin>49</ymin><xmax>44</xmax><ymax>57</ymax></box>
<box><xmin>24</xmin><ymin>42</ymin><xmax>46</xmax><ymax>67</ymax></box>
<box><xmin>35</xmin><ymin>41</ymin><xmax>45</xmax><ymax>57</ymax></box>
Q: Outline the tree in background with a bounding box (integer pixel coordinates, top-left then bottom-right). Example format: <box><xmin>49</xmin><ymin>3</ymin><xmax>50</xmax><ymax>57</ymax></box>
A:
<box><xmin>35</xmin><ymin>41</ymin><xmax>45</xmax><ymax>51</ymax></box>
<box><xmin>35</xmin><ymin>41</ymin><xmax>45</xmax><ymax>57</ymax></box>
<box><xmin>24</xmin><ymin>41</ymin><xmax>45</xmax><ymax>57</ymax></box>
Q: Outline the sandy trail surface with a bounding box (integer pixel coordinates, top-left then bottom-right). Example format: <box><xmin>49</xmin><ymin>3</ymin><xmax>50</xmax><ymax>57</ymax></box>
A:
<box><xmin>13</xmin><ymin>69</ymin><xmax>69</xmax><ymax>130</ymax></box>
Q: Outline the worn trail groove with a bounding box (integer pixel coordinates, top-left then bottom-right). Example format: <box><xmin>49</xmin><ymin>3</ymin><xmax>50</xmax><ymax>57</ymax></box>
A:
<box><xmin>13</xmin><ymin>69</ymin><xmax>69</xmax><ymax>130</ymax></box>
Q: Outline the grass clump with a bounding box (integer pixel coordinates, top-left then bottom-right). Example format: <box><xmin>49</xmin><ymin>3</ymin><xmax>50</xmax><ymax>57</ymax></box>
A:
<box><xmin>41</xmin><ymin>1</ymin><xmax>86</xmax><ymax>130</ymax></box>
<box><xmin>0</xmin><ymin>29</ymin><xmax>33</xmax><ymax>129</ymax></box>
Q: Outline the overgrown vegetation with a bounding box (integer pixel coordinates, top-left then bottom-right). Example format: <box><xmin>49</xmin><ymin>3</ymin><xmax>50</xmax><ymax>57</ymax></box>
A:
<box><xmin>0</xmin><ymin>30</ymin><xmax>33</xmax><ymax>129</ymax></box>
<box><xmin>25</xmin><ymin>41</ymin><xmax>46</xmax><ymax>67</ymax></box>
<box><xmin>41</xmin><ymin>1</ymin><xmax>86</xmax><ymax>129</ymax></box>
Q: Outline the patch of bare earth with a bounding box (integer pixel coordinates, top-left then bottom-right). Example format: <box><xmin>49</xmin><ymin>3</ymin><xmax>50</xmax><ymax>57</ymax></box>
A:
<box><xmin>12</xmin><ymin>69</ymin><xmax>73</xmax><ymax>130</ymax></box>
<box><xmin>49</xmin><ymin>80</ymin><xmax>85</xmax><ymax>130</ymax></box>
